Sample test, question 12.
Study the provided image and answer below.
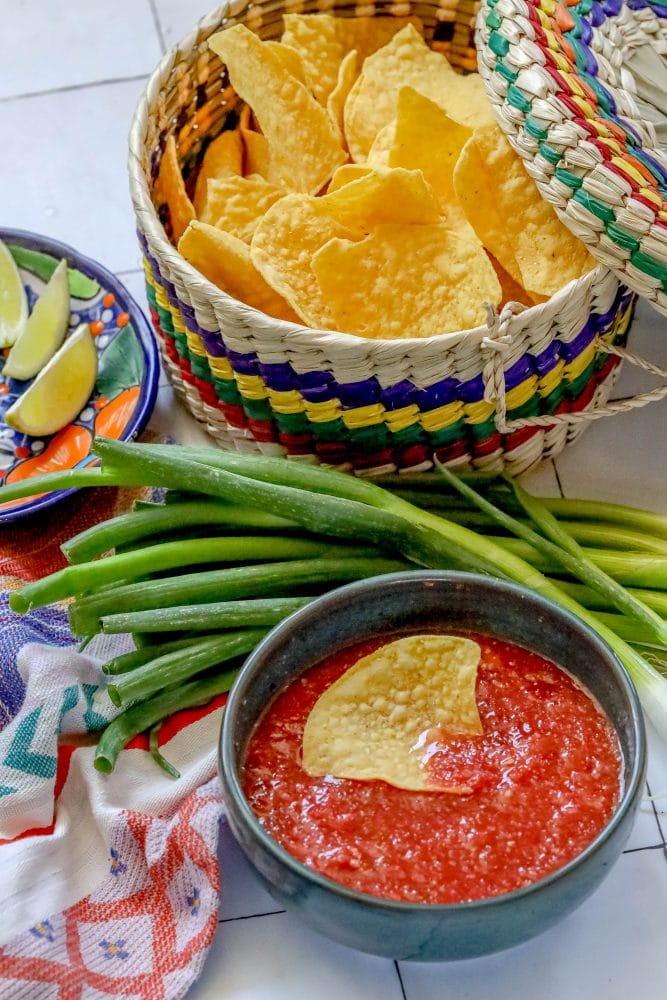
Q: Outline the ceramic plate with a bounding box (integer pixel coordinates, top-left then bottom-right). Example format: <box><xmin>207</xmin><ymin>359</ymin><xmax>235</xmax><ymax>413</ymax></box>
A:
<box><xmin>0</xmin><ymin>229</ymin><xmax>159</xmax><ymax>522</ymax></box>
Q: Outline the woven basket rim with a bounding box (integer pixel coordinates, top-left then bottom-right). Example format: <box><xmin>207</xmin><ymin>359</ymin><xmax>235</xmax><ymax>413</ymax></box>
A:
<box><xmin>127</xmin><ymin>0</ymin><xmax>608</xmax><ymax>352</ymax></box>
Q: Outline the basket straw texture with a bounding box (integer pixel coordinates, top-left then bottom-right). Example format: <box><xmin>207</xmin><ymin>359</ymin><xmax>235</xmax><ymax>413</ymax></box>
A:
<box><xmin>129</xmin><ymin>0</ymin><xmax>637</xmax><ymax>477</ymax></box>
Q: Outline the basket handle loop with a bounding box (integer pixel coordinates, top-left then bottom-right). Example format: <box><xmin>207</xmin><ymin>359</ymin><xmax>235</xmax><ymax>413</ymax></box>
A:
<box><xmin>481</xmin><ymin>310</ymin><xmax>667</xmax><ymax>434</ymax></box>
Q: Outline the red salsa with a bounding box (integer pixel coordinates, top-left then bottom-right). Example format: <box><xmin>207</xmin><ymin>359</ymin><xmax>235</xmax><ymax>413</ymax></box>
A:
<box><xmin>242</xmin><ymin>634</ymin><xmax>622</xmax><ymax>904</ymax></box>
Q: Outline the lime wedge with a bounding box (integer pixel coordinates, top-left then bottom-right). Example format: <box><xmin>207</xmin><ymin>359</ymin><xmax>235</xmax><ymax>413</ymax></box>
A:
<box><xmin>0</xmin><ymin>239</ymin><xmax>28</xmax><ymax>348</ymax></box>
<box><xmin>5</xmin><ymin>324</ymin><xmax>98</xmax><ymax>436</ymax></box>
<box><xmin>3</xmin><ymin>258</ymin><xmax>70</xmax><ymax>380</ymax></box>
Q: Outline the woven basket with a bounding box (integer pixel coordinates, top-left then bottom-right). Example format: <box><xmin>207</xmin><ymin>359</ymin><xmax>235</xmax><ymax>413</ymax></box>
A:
<box><xmin>128</xmin><ymin>0</ymin><xmax>667</xmax><ymax>477</ymax></box>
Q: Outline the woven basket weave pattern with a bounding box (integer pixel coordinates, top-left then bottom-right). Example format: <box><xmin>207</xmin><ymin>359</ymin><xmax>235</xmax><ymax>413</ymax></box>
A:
<box><xmin>129</xmin><ymin>0</ymin><xmax>635</xmax><ymax>476</ymax></box>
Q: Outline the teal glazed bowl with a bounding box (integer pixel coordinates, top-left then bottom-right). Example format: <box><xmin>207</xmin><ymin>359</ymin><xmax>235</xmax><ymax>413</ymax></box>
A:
<box><xmin>218</xmin><ymin>572</ymin><xmax>647</xmax><ymax>961</ymax></box>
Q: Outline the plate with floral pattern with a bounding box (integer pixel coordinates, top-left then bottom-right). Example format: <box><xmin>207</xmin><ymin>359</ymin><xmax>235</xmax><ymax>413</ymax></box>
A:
<box><xmin>0</xmin><ymin>229</ymin><xmax>159</xmax><ymax>522</ymax></box>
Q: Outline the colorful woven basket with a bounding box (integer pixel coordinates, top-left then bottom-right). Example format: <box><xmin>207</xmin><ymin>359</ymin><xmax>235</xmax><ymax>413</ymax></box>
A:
<box><xmin>128</xmin><ymin>0</ymin><xmax>667</xmax><ymax>476</ymax></box>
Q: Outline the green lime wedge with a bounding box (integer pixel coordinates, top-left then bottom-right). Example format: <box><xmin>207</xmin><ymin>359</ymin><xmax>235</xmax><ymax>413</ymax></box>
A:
<box><xmin>5</xmin><ymin>323</ymin><xmax>98</xmax><ymax>436</ymax></box>
<box><xmin>0</xmin><ymin>239</ymin><xmax>28</xmax><ymax>348</ymax></box>
<box><xmin>8</xmin><ymin>244</ymin><xmax>100</xmax><ymax>300</ymax></box>
<box><xmin>3</xmin><ymin>258</ymin><xmax>71</xmax><ymax>380</ymax></box>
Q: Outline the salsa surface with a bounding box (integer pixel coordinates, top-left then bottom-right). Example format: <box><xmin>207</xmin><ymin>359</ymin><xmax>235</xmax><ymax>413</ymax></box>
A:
<box><xmin>242</xmin><ymin>633</ymin><xmax>622</xmax><ymax>904</ymax></box>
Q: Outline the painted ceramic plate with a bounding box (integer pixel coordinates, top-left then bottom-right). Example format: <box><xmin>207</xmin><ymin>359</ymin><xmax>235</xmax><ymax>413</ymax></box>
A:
<box><xmin>0</xmin><ymin>229</ymin><xmax>159</xmax><ymax>522</ymax></box>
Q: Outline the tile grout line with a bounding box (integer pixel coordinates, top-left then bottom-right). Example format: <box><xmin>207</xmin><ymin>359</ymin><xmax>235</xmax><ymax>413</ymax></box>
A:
<box><xmin>218</xmin><ymin>908</ymin><xmax>287</xmax><ymax>924</ymax></box>
<box><xmin>622</xmin><ymin>842</ymin><xmax>667</xmax><ymax>855</ymax></box>
<box><xmin>645</xmin><ymin>779</ymin><xmax>667</xmax><ymax>851</ymax></box>
<box><xmin>0</xmin><ymin>73</ymin><xmax>149</xmax><ymax>105</ymax></box>
<box><xmin>551</xmin><ymin>459</ymin><xmax>566</xmax><ymax>499</ymax></box>
<box><xmin>147</xmin><ymin>0</ymin><xmax>168</xmax><ymax>55</ymax></box>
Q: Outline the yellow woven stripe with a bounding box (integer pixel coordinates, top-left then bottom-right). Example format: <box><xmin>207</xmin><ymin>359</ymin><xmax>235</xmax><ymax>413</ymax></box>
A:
<box><xmin>236</xmin><ymin>374</ymin><xmax>267</xmax><ymax>400</ymax></box>
<box><xmin>266</xmin><ymin>388</ymin><xmax>305</xmax><ymax>413</ymax></box>
<box><xmin>570</xmin><ymin>94</ymin><xmax>596</xmax><ymax>119</ymax></box>
<box><xmin>553</xmin><ymin>52</ymin><xmax>570</xmax><ymax>72</ymax></box>
<box><xmin>304</xmin><ymin>400</ymin><xmax>342</xmax><ymax>423</ymax></box>
<box><xmin>540</xmin><ymin>0</ymin><xmax>557</xmax><ymax>13</ymax></box>
<box><xmin>610</xmin><ymin>156</ymin><xmax>646</xmax><ymax>188</ymax></box>
<box><xmin>143</xmin><ymin>258</ymin><xmax>154</xmax><ymax>284</ymax></box>
<box><xmin>341</xmin><ymin>403</ymin><xmax>386</xmax><ymax>429</ymax></box>
<box><xmin>639</xmin><ymin>187</ymin><xmax>662</xmax><ymax>208</ymax></box>
<box><xmin>596</xmin><ymin>135</ymin><xmax>623</xmax><ymax>157</ymax></box>
<box><xmin>538</xmin><ymin>359</ymin><xmax>565</xmax><ymax>396</ymax></box>
<box><xmin>659</xmin><ymin>211</ymin><xmax>667</xmax><ymax>223</ymax></box>
<box><xmin>185</xmin><ymin>330</ymin><xmax>205</xmax><ymax>356</ymax></box>
<box><xmin>562</xmin><ymin>73</ymin><xmax>584</xmax><ymax>98</ymax></box>
<box><xmin>463</xmin><ymin>399</ymin><xmax>495</xmax><ymax>424</ymax></box>
<box><xmin>565</xmin><ymin>342</ymin><xmax>596</xmax><ymax>380</ymax></box>
<box><xmin>385</xmin><ymin>405</ymin><xmax>421</xmax><ymax>432</ymax></box>
<box><xmin>536</xmin><ymin>7</ymin><xmax>551</xmax><ymax>29</ymax></box>
<box><xmin>208</xmin><ymin>357</ymin><xmax>234</xmax><ymax>379</ymax></box>
<box><xmin>505</xmin><ymin>375</ymin><xmax>539</xmax><ymax>410</ymax></box>
<box><xmin>420</xmin><ymin>401</ymin><xmax>464</xmax><ymax>432</ymax></box>
<box><xmin>172</xmin><ymin>311</ymin><xmax>187</xmax><ymax>335</ymax></box>
<box><xmin>155</xmin><ymin>286</ymin><xmax>170</xmax><ymax>311</ymax></box>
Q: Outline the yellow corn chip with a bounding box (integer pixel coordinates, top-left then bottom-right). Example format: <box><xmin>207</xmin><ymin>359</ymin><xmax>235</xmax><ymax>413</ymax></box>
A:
<box><xmin>322</xmin><ymin>167</ymin><xmax>441</xmax><ymax>231</ymax></box>
<box><xmin>302</xmin><ymin>634</ymin><xmax>483</xmax><ymax>792</ymax></box>
<box><xmin>251</xmin><ymin>194</ymin><xmax>359</xmax><ymax>328</ymax></box>
<box><xmin>179</xmin><ymin>221</ymin><xmax>299</xmax><ymax>323</ymax></box>
<box><xmin>454</xmin><ymin>124</ymin><xmax>594</xmax><ymax>298</ymax></box>
<box><xmin>447</xmin><ymin>73</ymin><xmax>496</xmax><ymax>129</ymax></box>
<box><xmin>343</xmin><ymin>25</ymin><xmax>459</xmax><ymax>161</ymax></box>
<box><xmin>327</xmin><ymin>164</ymin><xmax>373</xmax><ymax>193</ymax></box>
<box><xmin>281</xmin><ymin>14</ymin><xmax>420</xmax><ymax>106</ymax></box>
<box><xmin>209</xmin><ymin>25</ymin><xmax>346</xmax><ymax>195</ymax></box>
<box><xmin>388</xmin><ymin>87</ymin><xmax>472</xmax><ymax>212</ymax></box>
<box><xmin>312</xmin><ymin>222</ymin><xmax>501</xmax><ymax>338</ymax></box>
<box><xmin>327</xmin><ymin>49</ymin><xmax>358</xmax><ymax>141</ymax></box>
<box><xmin>155</xmin><ymin>134</ymin><xmax>195</xmax><ymax>243</ymax></box>
<box><xmin>200</xmin><ymin>175</ymin><xmax>284</xmax><ymax>242</ymax></box>
<box><xmin>193</xmin><ymin>130</ymin><xmax>243</xmax><ymax>217</ymax></box>
<box><xmin>265</xmin><ymin>40</ymin><xmax>306</xmax><ymax>84</ymax></box>
<box><xmin>366</xmin><ymin>121</ymin><xmax>395</xmax><ymax>167</ymax></box>
<box><xmin>487</xmin><ymin>253</ymin><xmax>535</xmax><ymax>309</ymax></box>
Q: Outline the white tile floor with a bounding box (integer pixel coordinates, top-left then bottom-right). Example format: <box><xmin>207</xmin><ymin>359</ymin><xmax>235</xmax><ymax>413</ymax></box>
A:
<box><xmin>1</xmin><ymin>2</ymin><xmax>666</xmax><ymax>998</ymax></box>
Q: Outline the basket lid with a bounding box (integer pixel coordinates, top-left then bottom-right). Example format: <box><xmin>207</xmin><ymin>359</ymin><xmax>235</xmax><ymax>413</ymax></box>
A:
<box><xmin>476</xmin><ymin>0</ymin><xmax>667</xmax><ymax>314</ymax></box>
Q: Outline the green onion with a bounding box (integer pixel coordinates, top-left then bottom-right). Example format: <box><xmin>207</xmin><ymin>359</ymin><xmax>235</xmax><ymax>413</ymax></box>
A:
<box><xmin>11</xmin><ymin>536</ymin><xmax>366</xmax><ymax>613</ymax></box>
<box><xmin>94</xmin><ymin>668</ymin><xmax>238</xmax><ymax>773</ymax></box>
<box><xmin>62</xmin><ymin>501</ymin><xmax>296</xmax><ymax>563</ymax></box>
<box><xmin>495</xmin><ymin>539</ymin><xmax>667</xmax><ymax>589</ymax></box>
<box><xmin>556</xmin><ymin>580</ymin><xmax>667</xmax><ymax>617</ymax></box>
<box><xmin>102</xmin><ymin>635</ymin><xmax>214</xmax><ymax>675</ymax></box>
<box><xmin>149</xmin><ymin>723</ymin><xmax>181</xmax><ymax>779</ymax></box>
<box><xmin>107</xmin><ymin>629</ymin><xmax>266</xmax><ymax>708</ymax></box>
<box><xmin>68</xmin><ymin>555</ymin><xmax>408</xmax><ymax>636</ymax></box>
<box><xmin>100</xmin><ymin>596</ymin><xmax>312</xmax><ymax>634</ymax></box>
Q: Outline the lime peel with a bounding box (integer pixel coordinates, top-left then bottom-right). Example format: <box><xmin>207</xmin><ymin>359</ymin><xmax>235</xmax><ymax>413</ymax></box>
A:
<box><xmin>5</xmin><ymin>323</ymin><xmax>98</xmax><ymax>437</ymax></box>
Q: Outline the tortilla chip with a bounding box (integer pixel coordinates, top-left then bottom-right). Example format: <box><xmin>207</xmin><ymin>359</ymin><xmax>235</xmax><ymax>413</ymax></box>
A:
<box><xmin>155</xmin><ymin>134</ymin><xmax>195</xmax><ymax>242</ymax></box>
<box><xmin>322</xmin><ymin>167</ymin><xmax>441</xmax><ymax>231</ymax></box>
<box><xmin>343</xmin><ymin>25</ymin><xmax>459</xmax><ymax>161</ymax></box>
<box><xmin>487</xmin><ymin>253</ymin><xmax>535</xmax><ymax>308</ymax></box>
<box><xmin>251</xmin><ymin>194</ymin><xmax>359</xmax><ymax>328</ymax></box>
<box><xmin>454</xmin><ymin>124</ymin><xmax>594</xmax><ymax>297</ymax></box>
<box><xmin>193</xmin><ymin>130</ymin><xmax>243</xmax><ymax>217</ymax></box>
<box><xmin>367</xmin><ymin>121</ymin><xmax>395</xmax><ymax>166</ymax></box>
<box><xmin>281</xmin><ymin>13</ymin><xmax>420</xmax><ymax>106</ymax></box>
<box><xmin>265</xmin><ymin>40</ymin><xmax>306</xmax><ymax>84</ymax></box>
<box><xmin>388</xmin><ymin>87</ymin><xmax>472</xmax><ymax>212</ymax></box>
<box><xmin>302</xmin><ymin>634</ymin><xmax>483</xmax><ymax>792</ymax></box>
<box><xmin>209</xmin><ymin>24</ymin><xmax>346</xmax><ymax>195</ymax></box>
<box><xmin>327</xmin><ymin>49</ymin><xmax>358</xmax><ymax>141</ymax></box>
<box><xmin>312</xmin><ymin>221</ymin><xmax>501</xmax><ymax>338</ymax></box>
<box><xmin>179</xmin><ymin>220</ymin><xmax>300</xmax><ymax>322</ymax></box>
<box><xmin>327</xmin><ymin>164</ymin><xmax>374</xmax><ymax>193</ymax></box>
<box><xmin>200</xmin><ymin>174</ymin><xmax>284</xmax><ymax>241</ymax></box>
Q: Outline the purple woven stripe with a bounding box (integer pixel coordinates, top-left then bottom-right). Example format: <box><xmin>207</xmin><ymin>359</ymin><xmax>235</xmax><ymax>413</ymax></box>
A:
<box><xmin>381</xmin><ymin>380</ymin><xmax>417</xmax><ymax>410</ymax></box>
<box><xmin>626</xmin><ymin>0</ymin><xmax>647</xmax><ymax>8</ymax></box>
<box><xmin>505</xmin><ymin>355</ymin><xmax>534</xmax><ymax>390</ymax></box>
<box><xmin>579</xmin><ymin>18</ymin><xmax>593</xmax><ymax>44</ymax></box>
<box><xmin>652</xmin><ymin>3</ymin><xmax>667</xmax><ymax>16</ymax></box>
<box><xmin>534</xmin><ymin>342</ymin><xmax>561</xmax><ymax>377</ymax></box>
<box><xmin>601</xmin><ymin>0</ymin><xmax>622</xmax><ymax>14</ymax></box>
<box><xmin>227</xmin><ymin>348</ymin><xmax>260</xmax><ymax>375</ymax></box>
<box><xmin>560</xmin><ymin>321</ymin><xmax>597</xmax><ymax>362</ymax></box>
<box><xmin>259</xmin><ymin>363</ymin><xmax>297</xmax><ymax>391</ymax></box>
<box><xmin>419</xmin><ymin>378</ymin><xmax>460</xmax><ymax>409</ymax></box>
<box><xmin>590</xmin><ymin>1</ymin><xmax>606</xmax><ymax>25</ymax></box>
<box><xmin>338</xmin><ymin>379</ymin><xmax>381</xmax><ymax>407</ymax></box>
<box><xmin>200</xmin><ymin>331</ymin><xmax>228</xmax><ymax>358</ymax></box>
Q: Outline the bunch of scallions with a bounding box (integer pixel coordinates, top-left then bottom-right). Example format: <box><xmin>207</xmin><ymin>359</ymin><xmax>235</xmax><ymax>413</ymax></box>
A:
<box><xmin>3</xmin><ymin>436</ymin><xmax>667</xmax><ymax>776</ymax></box>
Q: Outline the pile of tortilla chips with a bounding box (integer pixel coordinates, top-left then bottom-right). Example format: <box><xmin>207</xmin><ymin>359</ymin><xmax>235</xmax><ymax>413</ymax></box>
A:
<box><xmin>156</xmin><ymin>15</ymin><xmax>593</xmax><ymax>339</ymax></box>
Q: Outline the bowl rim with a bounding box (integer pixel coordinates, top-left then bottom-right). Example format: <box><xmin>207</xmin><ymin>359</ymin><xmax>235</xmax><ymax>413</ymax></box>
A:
<box><xmin>219</xmin><ymin>570</ymin><xmax>647</xmax><ymax>914</ymax></box>
<box><xmin>0</xmin><ymin>227</ymin><xmax>160</xmax><ymax>523</ymax></box>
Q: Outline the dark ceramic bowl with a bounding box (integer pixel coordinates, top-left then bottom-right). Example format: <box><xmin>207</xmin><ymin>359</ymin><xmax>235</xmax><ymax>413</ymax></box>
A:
<box><xmin>218</xmin><ymin>572</ymin><xmax>646</xmax><ymax>961</ymax></box>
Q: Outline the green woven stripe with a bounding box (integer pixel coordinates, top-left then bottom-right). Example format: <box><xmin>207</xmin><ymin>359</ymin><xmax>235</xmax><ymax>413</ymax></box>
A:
<box><xmin>485</xmin><ymin>9</ymin><xmax>502</xmax><ymax>28</ymax></box>
<box><xmin>555</xmin><ymin>167</ymin><xmax>583</xmax><ymax>190</ymax></box>
<box><xmin>507</xmin><ymin>396</ymin><xmax>541</xmax><ymax>421</ymax></box>
<box><xmin>539</xmin><ymin>143</ymin><xmax>562</xmax><ymax>166</ymax></box>
<box><xmin>606</xmin><ymin>222</ymin><xmax>640</xmax><ymax>253</ymax></box>
<box><xmin>630</xmin><ymin>250</ymin><xmax>667</xmax><ymax>286</ymax></box>
<box><xmin>214</xmin><ymin>378</ymin><xmax>243</xmax><ymax>405</ymax></box>
<box><xmin>145</xmin><ymin>281</ymin><xmax>158</xmax><ymax>308</ymax></box>
<box><xmin>469</xmin><ymin>417</ymin><xmax>496</xmax><ymax>441</ymax></box>
<box><xmin>577</xmin><ymin>0</ymin><xmax>593</xmax><ymax>12</ymax></box>
<box><xmin>428</xmin><ymin>420</ymin><xmax>467</xmax><ymax>447</ymax></box>
<box><xmin>241</xmin><ymin>397</ymin><xmax>273</xmax><ymax>420</ymax></box>
<box><xmin>567</xmin><ymin>359</ymin><xmax>596</xmax><ymax>398</ymax></box>
<box><xmin>585</xmin><ymin>76</ymin><xmax>612</xmax><ymax>114</ymax></box>
<box><xmin>525</xmin><ymin>117</ymin><xmax>548</xmax><ymax>141</ymax></box>
<box><xmin>157</xmin><ymin>306</ymin><xmax>174</xmax><ymax>333</ymax></box>
<box><xmin>507</xmin><ymin>84</ymin><xmax>532</xmax><ymax>113</ymax></box>
<box><xmin>391</xmin><ymin>423</ymin><xmax>425</xmax><ymax>446</ymax></box>
<box><xmin>495</xmin><ymin>60</ymin><xmax>518</xmax><ymax>83</ymax></box>
<box><xmin>275</xmin><ymin>411</ymin><xmax>310</xmax><ymax>434</ymax></box>
<box><xmin>541</xmin><ymin>383</ymin><xmax>566</xmax><ymax>412</ymax></box>
<box><xmin>573</xmin><ymin>189</ymin><xmax>615</xmax><ymax>223</ymax></box>
<box><xmin>311</xmin><ymin>418</ymin><xmax>348</xmax><ymax>441</ymax></box>
<box><xmin>489</xmin><ymin>31</ymin><xmax>509</xmax><ymax>57</ymax></box>
<box><xmin>190</xmin><ymin>355</ymin><xmax>214</xmax><ymax>382</ymax></box>
<box><xmin>173</xmin><ymin>332</ymin><xmax>188</xmax><ymax>359</ymax></box>
<box><xmin>347</xmin><ymin>424</ymin><xmax>390</xmax><ymax>451</ymax></box>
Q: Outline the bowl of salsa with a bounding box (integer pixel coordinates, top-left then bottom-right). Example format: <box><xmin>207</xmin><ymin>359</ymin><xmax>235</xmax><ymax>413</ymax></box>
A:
<box><xmin>218</xmin><ymin>571</ymin><xmax>646</xmax><ymax>961</ymax></box>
